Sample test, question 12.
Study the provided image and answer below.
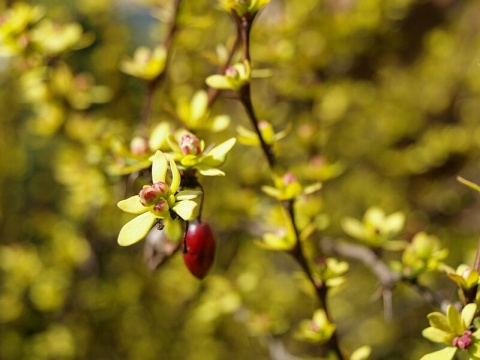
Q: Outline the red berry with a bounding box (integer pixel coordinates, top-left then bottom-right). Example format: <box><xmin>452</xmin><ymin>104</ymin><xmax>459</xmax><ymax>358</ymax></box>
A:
<box><xmin>182</xmin><ymin>221</ymin><xmax>216</xmax><ymax>279</ymax></box>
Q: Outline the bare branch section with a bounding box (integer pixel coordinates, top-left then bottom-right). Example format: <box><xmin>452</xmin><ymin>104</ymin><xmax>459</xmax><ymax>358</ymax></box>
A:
<box><xmin>320</xmin><ymin>238</ymin><xmax>451</xmax><ymax>312</ymax></box>
<box><xmin>320</xmin><ymin>239</ymin><xmax>401</xmax><ymax>288</ymax></box>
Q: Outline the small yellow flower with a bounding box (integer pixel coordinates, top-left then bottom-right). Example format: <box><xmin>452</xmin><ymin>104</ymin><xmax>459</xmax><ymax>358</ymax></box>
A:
<box><xmin>120</xmin><ymin>45</ymin><xmax>167</xmax><ymax>81</ymax></box>
<box><xmin>117</xmin><ymin>151</ymin><xmax>201</xmax><ymax>246</ymax></box>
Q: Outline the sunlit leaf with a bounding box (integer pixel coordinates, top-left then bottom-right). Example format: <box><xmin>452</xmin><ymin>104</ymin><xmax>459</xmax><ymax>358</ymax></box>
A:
<box><xmin>205</xmin><ymin>138</ymin><xmax>236</xmax><ymax>163</ymax></box>
<box><xmin>118</xmin><ymin>212</ymin><xmax>156</xmax><ymax>246</ymax></box>
<box><xmin>303</xmin><ymin>182</ymin><xmax>322</xmax><ymax>195</ymax></box>
<box><xmin>176</xmin><ymin>190</ymin><xmax>202</xmax><ymax>200</ymax></box>
<box><xmin>198</xmin><ymin>168</ymin><xmax>225</xmax><ymax>176</ymax></box>
<box><xmin>350</xmin><ymin>345</ymin><xmax>372</xmax><ymax>360</ymax></box>
<box><xmin>427</xmin><ymin>312</ymin><xmax>450</xmax><ymax>332</ymax></box>
<box><xmin>447</xmin><ymin>305</ymin><xmax>463</xmax><ymax>335</ymax></box>
<box><xmin>341</xmin><ymin>217</ymin><xmax>365</xmax><ymax>240</ymax></box>
<box><xmin>261</xmin><ymin>185</ymin><xmax>282</xmax><ymax>199</ymax></box>
<box><xmin>169</xmin><ymin>159</ymin><xmax>180</xmax><ymax>194</ymax></box>
<box><xmin>172</xmin><ymin>200</ymin><xmax>197</xmax><ymax>220</ymax></box>
<box><xmin>152</xmin><ymin>151</ymin><xmax>167</xmax><ymax>183</ymax></box>
<box><xmin>422</xmin><ymin>327</ymin><xmax>451</xmax><ymax>344</ymax></box>
<box><xmin>461</xmin><ymin>303</ymin><xmax>477</xmax><ymax>328</ymax></box>
<box><xmin>117</xmin><ymin>195</ymin><xmax>146</xmax><ymax>214</ymax></box>
<box><xmin>190</xmin><ymin>90</ymin><xmax>208</xmax><ymax>121</ymax></box>
<box><xmin>419</xmin><ymin>347</ymin><xmax>457</xmax><ymax>360</ymax></box>
<box><xmin>206</xmin><ymin>74</ymin><xmax>232</xmax><ymax>89</ymax></box>
<box><xmin>211</xmin><ymin>115</ymin><xmax>230</xmax><ymax>131</ymax></box>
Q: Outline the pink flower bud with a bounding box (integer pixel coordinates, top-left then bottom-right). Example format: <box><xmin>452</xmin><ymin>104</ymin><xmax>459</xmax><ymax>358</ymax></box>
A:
<box><xmin>179</xmin><ymin>134</ymin><xmax>201</xmax><ymax>155</ymax></box>
<box><xmin>152</xmin><ymin>181</ymin><xmax>169</xmax><ymax>196</ymax></box>
<box><xmin>152</xmin><ymin>199</ymin><xmax>169</xmax><ymax>214</ymax></box>
<box><xmin>282</xmin><ymin>172</ymin><xmax>297</xmax><ymax>186</ymax></box>
<box><xmin>453</xmin><ymin>330</ymin><xmax>473</xmax><ymax>350</ymax></box>
<box><xmin>130</xmin><ymin>136</ymin><xmax>149</xmax><ymax>156</ymax></box>
<box><xmin>259</xmin><ymin>121</ymin><xmax>269</xmax><ymax>130</ymax></box>
<box><xmin>310</xmin><ymin>156</ymin><xmax>325</xmax><ymax>169</ymax></box>
<box><xmin>225</xmin><ymin>66</ymin><xmax>239</xmax><ymax>78</ymax></box>
<box><xmin>139</xmin><ymin>186</ymin><xmax>160</xmax><ymax>206</ymax></box>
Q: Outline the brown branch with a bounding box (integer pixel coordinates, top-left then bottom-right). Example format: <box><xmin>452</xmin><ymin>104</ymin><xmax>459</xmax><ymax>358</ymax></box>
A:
<box><xmin>233</xmin><ymin>10</ymin><xmax>344</xmax><ymax>360</ymax></box>
<box><xmin>284</xmin><ymin>201</ymin><xmax>344</xmax><ymax>360</ymax></box>
<box><xmin>238</xmin><ymin>84</ymin><xmax>276</xmax><ymax>168</ymax></box>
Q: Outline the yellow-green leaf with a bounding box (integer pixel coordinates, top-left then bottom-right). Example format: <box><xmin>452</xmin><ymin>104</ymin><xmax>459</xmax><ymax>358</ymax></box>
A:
<box><xmin>198</xmin><ymin>168</ymin><xmax>225</xmax><ymax>176</ymax></box>
<box><xmin>176</xmin><ymin>190</ymin><xmax>202</xmax><ymax>200</ymax></box>
<box><xmin>206</xmin><ymin>74</ymin><xmax>232</xmax><ymax>90</ymax></box>
<box><xmin>152</xmin><ymin>151</ymin><xmax>167</xmax><ymax>183</ymax></box>
<box><xmin>350</xmin><ymin>345</ymin><xmax>372</xmax><ymax>360</ymax></box>
<box><xmin>427</xmin><ymin>312</ymin><xmax>450</xmax><ymax>332</ymax></box>
<box><xmin>261</xmin><ymin>185</ymin><xmax>282</xmax><ymax>199</ymax></box>
<box><xmin>211</xmin><ymin>115</ymin><xmax>230</xmax><ymax>132</ymax></box>
<box><xmin>169</xmin><ymin>158</ymin><xmax>180</xmax><ymax>194</ymax></box>
<box><xmin>206</xmin><ymin>138</ymin><xmax>236</xmax><ymax>163</ymax></box>
<box><xmin>419</xmin><ymin>347</ymin><xmax>457</xmax><ymax>360</ymax></box>
<box><xmin>149</xmin><ymin>122</ymin><xmax>171</xmax><ymax>151</ymax></box>
<box><xmin>190</xmin><ymin>90</ymin><xmax>208</xmax><ymax>121</ymax></box>
<box><xmin>422</xmin><ymin>327</ymin><xmax>451</xmax><ymax>344</ymax></box>
<box><xmin>447</xmin><ymin>305</ymin><xmax>463</xmax><ymax>335</ymax></box>
<box><xmin>341</xmin><ymin>217</ymin><xmax>365</xmax><ymax>240</ymax></box>
<box><xmin>303</xmin><ymin>182</ymin><xmax>322</xmax><ymax>195</ymax></box>
<box><xmin>117</xmin><ymin>195</ymin><xmax>146</xmax><ymax>214</ymax></box>
<box><xmin>461</xmin><ymin>303</ymin><xmax>477</xmax><ymax>328</ymax></box>
<box><xmin>172</xmin><ymin>200</ymin><xmax>197</xmax><ymax>220</ymax></box>
<box><xmin>118</xmin><ymin>212</ymin><xmax>156</xmax><ymax>246</ymax></box>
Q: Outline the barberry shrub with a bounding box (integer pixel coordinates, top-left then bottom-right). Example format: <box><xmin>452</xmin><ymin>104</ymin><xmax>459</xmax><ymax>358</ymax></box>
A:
<box><xmin>2</xmin><ymin>1</ymin><xmax>480</xmax><ymax>360</ymax></box>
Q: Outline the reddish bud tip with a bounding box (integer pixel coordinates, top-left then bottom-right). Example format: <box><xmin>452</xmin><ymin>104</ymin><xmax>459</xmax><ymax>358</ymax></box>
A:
<box><xmin>259</xmin><ymin>120</ymin><xmax>269</xmax><ymax>129</ymax></box>
<box><xmin>139</xmin><ymin>186</ymin><xmax>160</xmax><ymax>206</ymax></box>
<box><xmin>130</xmin><ymin>136</ymin><xmax>149</xmax><ymax>156</ymax></box>
<box><xmin>152</xmin><ymin>181</ymin><xmax>169</xmax><ymax>195</ymax></box>
<box><xmin>152</xmin><ymin>199</ymin><xmax>169</xmax><ymax>214</ymax></box>
<box><xmin>225</xmin><ymin>66</ymin><xmax>238</xmax><ymax>78</ymax></box>
<box><xmin>453</xmin><ymin>330</ymin><xmax>473</xmax><ymax>350</ymax></box>
<box><xmin>282</xmin><ymin>172</ymin><xmax>297</xmax><ymax>185</ymax></box>
<box><xmin>179</xmin><ymin>134</ymin><xmax>201</xmax><ymax>155</ymax></box>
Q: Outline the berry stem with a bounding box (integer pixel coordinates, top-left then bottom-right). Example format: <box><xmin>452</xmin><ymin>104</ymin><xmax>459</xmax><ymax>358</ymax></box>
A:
<box><xmin>183</xmin><ymin>220</ymin><xmax>189</xmax><ymax>254</ymax></box>
<box><xmin>197</xmin><ymin>183</ymin><xmax>205</xmax><ymax>223</ymax></box>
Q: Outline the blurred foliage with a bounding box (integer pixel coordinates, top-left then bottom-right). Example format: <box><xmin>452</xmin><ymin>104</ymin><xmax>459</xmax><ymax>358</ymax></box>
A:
<box><xmin>2</xmin><ymin>0</ymin><xmax>480</xmax><ymax>359</ymax></box>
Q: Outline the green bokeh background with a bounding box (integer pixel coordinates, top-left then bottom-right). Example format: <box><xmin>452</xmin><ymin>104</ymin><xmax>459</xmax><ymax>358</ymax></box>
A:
<box><xmin>2</xmin><ymin>0</ymin><xmax>480</xmax><ymax>359</ymax></box>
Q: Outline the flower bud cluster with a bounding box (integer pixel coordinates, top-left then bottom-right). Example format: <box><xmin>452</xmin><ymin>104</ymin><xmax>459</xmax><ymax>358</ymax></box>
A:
<box><xmin>453</xmin><ymin>330</ymin><xmax>473</xmax><ymax>350</ymax></box>
<box><xmin>139</xmin><ymin>181</ymin><xmax>170</xmax><ymax>214</ymax></box>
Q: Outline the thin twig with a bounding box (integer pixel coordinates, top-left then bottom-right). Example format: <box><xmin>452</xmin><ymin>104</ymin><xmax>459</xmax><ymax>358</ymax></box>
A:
<box><xmin>474</xmin><ymin>238</ymin><xmax>480</xmax><ymax>273</ymax></box>
<box><xmin>207</xmin><ymin>35</ymin><xmax>241</xmax><ymax>107</ymax></box>
<box><xmin>233</xmin><ymin>9</ymin><xmax>344</xmax><ymax>360</ymax></box>
<box><xmin>284</xmin><ymin>201</ymin><xmax>345</xmax><ymax>360</ymax></box>
<box><xmin>238</xmin><ymin>84</ymin><xmax>275</xmax><ymax>168</ymax></box>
